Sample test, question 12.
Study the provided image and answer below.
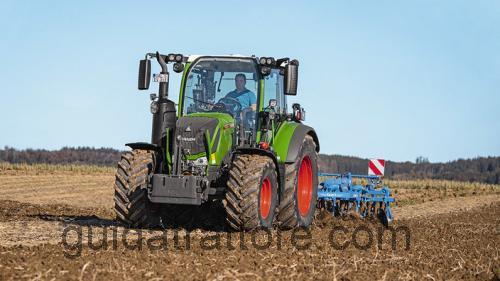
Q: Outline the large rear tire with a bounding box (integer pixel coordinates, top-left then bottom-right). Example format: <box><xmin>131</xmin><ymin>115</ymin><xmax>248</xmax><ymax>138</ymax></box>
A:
<box><xmin>277</xmin><ymin>135</ymin><xmax>318</xmax><ymax>229</ymax></box>
<box><xmin>224</xmin><ymin>154</ymin><xmax>278</xmax><ymax>231</ymax></box>
<box><xmin>113</xmin><ymin>150</ymin><xmax>159</xmax><ymax>228</ymax></box>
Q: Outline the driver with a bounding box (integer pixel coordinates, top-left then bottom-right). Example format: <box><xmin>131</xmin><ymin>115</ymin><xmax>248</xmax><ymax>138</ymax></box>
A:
<box><xmin>223</xmin><ymin>73</ymin><xmax>256</xmax><ymax>111</ymax></box>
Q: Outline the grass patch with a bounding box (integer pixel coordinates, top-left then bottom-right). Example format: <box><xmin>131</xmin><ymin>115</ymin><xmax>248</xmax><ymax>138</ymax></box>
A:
<box><xmin>384</xmin><ymin>179</ymin><xmax>500</xmax><ymax>192</ymax></box>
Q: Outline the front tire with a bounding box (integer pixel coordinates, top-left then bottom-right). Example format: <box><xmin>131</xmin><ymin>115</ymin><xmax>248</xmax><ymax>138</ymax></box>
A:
<box><xmin>113</xmin><ymin>150</ymin><xmax>159</xmax><ymax>228</ymax></box>
<box><xmin>224</xmin><ymin>154</ymin><xmax>278</xmax><ymax>231</ymax></box>
<box><xmin>277</xmin><ymin>135</ymin><xmax>318</xmax><ymax>229</ymax></box>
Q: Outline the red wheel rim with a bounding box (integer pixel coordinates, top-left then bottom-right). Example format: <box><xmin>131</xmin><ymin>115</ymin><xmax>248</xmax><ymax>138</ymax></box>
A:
<box><xmin>260</xmin><ymin>177</ymin><xmax>272</xmax><ymax>219</ymax></box>
<box><xmin>297</xmin><ymin>155</ymin><xmax>313</xmax><ymax>217</ymax></box>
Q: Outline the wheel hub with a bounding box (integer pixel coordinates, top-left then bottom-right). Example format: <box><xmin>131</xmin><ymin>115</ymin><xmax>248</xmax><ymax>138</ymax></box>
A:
<box><xmin>297</xmin><ymin>156</ymin><xmax>313</xmax><ymax>217</ymax></box>
<box><xmin>260</xmin><ymin>177</ymin><xmax>272</xmax><ymax>219</ymax></box>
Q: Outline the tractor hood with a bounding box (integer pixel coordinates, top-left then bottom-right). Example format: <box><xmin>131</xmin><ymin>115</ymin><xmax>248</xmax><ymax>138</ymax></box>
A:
<box><xmin>176</xmin><ymin>116</ymin><xmax>219</xmax><ymax>158</ymax></box>
<box><xmin>175</xmin><ymin>112</ymin><xmax>235</xmax><ymax>165</ymax></box>
<box><xmin>175</xmin><ymin>113</ymin><xmax>234</xmax><ymax>163</ymax></box>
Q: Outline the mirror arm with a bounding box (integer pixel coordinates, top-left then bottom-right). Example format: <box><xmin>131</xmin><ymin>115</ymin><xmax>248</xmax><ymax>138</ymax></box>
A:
<box><xmin>153</xmin><ymin>51</ymin><xmax>169</xmax><ymax>99</ymax></box>
<box><xmin>156</xmin><ymin>51</ymin><xmax>168</xmax><ymax>74</ymax></box>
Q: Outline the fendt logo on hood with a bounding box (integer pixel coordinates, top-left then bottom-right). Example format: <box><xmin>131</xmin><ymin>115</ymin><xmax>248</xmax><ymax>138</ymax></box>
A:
<box><xmin>180</xmin><ymin>137</ymin><xmax>196</xmax><ymax>142</ymax></box>
<box><xmin>177</xmin><ymin>131</ymin><xmax>206</xmax><ymax>146</ymax></box>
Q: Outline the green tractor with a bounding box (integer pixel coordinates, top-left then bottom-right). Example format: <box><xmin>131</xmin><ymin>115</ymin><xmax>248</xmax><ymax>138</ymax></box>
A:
<box><xmin>114</xmin><ymin>52</ymin><xmax>320</xmax><ymax>230</ymax></box>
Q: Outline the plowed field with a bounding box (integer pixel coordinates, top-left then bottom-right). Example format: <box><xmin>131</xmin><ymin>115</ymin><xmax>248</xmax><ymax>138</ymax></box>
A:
<box><xmin>0</xmin><ymin>164</ymin><xmax>499</xmax><ymax>280</ymax></box>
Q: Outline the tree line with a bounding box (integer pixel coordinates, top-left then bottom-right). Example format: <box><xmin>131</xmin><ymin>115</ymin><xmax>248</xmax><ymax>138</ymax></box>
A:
<box><xmin>318</xmin><ymin>154</ymin><xmax>500</xmax><ymax>184</ymax></box>
<box><xmin>0</xmin><ymin>146</ymin><xmax>121</xmax><ymax>167</ymax></box>
<box><xmin>1</xmin><ymin>147</ymin><xmax>499</xmax><ymax>184</ymax></box>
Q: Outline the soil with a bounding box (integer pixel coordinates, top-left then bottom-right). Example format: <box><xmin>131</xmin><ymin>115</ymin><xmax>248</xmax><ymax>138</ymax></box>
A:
<box><xmin>0</xmin><ymin>170</ymin><xmax>499</xmax><ymax>280</ymax></box>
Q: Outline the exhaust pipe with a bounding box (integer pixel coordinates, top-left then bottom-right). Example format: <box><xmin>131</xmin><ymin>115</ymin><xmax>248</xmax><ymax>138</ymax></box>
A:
<box><xmin>150</xmin><ymin>52</ymin><xmax>177</xmax><ymax>173</ymax></box>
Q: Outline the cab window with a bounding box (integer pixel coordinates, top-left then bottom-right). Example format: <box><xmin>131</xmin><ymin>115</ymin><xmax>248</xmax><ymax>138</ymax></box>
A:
<box><xmin>263</xmin><ymin>69</ymin><xmax>285</xmax><ymax>114</ymax></box>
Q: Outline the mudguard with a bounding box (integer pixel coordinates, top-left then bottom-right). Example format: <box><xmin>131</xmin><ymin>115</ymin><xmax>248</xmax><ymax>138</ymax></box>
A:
<box><xmin>285</xmin><ymin>124</ymin><xmax>320</xmax><ymax>163</ymax></box>
<box><xmin>125</xmin><ymin>142</ymin><xmax>162</xmax><ymax>152</ymax></box>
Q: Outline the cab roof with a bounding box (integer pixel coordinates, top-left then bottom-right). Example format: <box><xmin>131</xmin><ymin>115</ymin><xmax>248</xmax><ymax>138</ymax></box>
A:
<box><xmin>186</xmin><ymin>54</ymin><xmax>257</xmax><ymax>63</ymax></box>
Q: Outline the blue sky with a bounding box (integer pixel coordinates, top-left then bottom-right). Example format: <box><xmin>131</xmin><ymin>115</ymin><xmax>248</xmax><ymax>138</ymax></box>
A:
<box><xmin>0</xmin><ymin>0</ymin><xmax>499</xmax><ymax>162</ymax></box>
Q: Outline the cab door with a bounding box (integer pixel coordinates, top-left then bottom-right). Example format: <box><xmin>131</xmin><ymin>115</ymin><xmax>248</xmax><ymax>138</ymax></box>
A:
<box><xmin>263</xmin><ymin>69</ymin><xmax>286</xmax><ymax>115</ymax></box>
<box><xmin>260</xmin><ymin>68</ymin><xmax>286</xmax><ymax>145</ymax></box>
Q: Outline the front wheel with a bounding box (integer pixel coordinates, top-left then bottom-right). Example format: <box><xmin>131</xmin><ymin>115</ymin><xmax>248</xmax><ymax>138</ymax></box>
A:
<box><xmin>113</xmin><ymin>150</ymin><xmax>159</xmax><ymax>228</ymax></box>
<box><xmin>224</xmin><ymin>154</ymin><xmax>278</xmax><ymax>231</ymax></box>
<box><xmin>277</xmin><ymin>135</ymin><xmax>318</xmax><ymax>229</ymax></box>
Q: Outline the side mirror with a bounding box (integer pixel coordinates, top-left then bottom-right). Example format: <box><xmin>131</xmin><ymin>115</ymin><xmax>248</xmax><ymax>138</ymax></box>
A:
<box><xmin>138</xmin><ymin>59</ymin><xmax>151</xmax><ymax>90</ymax></box>
<box><xmin>284</xmin><ymin>60</ymin><xmax>299</xmax><ymax>95</ymax></box>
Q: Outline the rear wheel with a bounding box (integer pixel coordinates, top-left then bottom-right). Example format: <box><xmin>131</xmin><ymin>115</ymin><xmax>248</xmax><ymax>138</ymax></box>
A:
<box><xmin>277</xmin><ymin>135</ymin><xmax>318</xmax><ymax>229</ymax></box>
<box><xmin>113</xmin><ymin>150</ymin><xmax>159</xmax><ymax>228</ymax></box>
<box><xmin>224</xmin><ymin>154</ymin><xmax>278</xmax><ymax>231</ymax></box>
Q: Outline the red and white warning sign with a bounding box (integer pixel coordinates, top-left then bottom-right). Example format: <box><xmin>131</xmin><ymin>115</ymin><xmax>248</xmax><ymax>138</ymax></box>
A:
<box><xmin>368</xmin><ymin>159</ymin><xmax>385</xmax><ymax>176</ymax></box>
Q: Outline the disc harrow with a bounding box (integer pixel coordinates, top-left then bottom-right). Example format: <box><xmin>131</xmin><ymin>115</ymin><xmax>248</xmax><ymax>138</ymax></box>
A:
<box><xmin>317</xmin><ymin>172</ymin><xmax>395</xmax><ymax>224</ymax></box>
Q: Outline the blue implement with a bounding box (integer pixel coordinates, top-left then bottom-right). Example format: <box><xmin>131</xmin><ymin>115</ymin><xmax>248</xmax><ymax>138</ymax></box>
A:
<box><xmin>317</xmin><ymin>172</ymin><xmax>395</xmax><ymax>224</ymax></box>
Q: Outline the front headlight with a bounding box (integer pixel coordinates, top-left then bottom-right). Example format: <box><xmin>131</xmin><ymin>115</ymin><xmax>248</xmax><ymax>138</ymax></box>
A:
<box><xmin>150</xmin><ymin>101</ymin><xmax>158</xmax><ymax>114</ymax></box>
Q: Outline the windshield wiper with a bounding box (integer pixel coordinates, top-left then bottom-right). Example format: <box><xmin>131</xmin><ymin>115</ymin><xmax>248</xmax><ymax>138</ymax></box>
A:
<box><xmin>217</xmin><ymin>72</ymin><xmax>224</xmax><ymax>93</ymax></box>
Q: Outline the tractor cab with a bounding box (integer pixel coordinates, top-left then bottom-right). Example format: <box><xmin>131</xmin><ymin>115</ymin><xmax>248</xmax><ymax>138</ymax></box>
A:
<box><xmin>176</xmin><ymin>55</ymin><xmax>302</xmax><ymax>148</ymax></box>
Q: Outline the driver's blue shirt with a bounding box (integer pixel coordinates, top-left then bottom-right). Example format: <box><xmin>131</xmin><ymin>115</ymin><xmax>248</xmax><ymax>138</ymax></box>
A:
<box><xmin>226</xmin><ymin>89</ymin><xmax>256</xmax><ymax>108</ymax></box>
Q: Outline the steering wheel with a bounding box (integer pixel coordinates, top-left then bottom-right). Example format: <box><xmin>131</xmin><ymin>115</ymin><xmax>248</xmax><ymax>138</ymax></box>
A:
<box><xmin>214</xmin><ymin>96</ymin><xmax>242</xmax><ymax>116</ymax></box>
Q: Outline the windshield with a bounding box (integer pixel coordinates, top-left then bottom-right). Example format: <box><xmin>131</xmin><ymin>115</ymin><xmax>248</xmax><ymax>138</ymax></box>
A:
<box><xmin>182</xmin><ymin>58</ymin><xmax>259</xmax><ymax>117</ymax></box>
